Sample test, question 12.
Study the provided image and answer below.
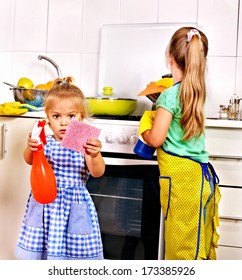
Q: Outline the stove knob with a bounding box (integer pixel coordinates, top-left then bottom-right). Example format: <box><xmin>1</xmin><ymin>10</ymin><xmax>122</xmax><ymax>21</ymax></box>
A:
<box><xmin>105</xmin><ymin>133</ymin><xmax>115</xmax><ymax>143</ymax></box>
<box><xmin>117</xmin><ymin>133</ymin><xmax>128</xmax><ymax>144</ymax></box>
<box><xmin>130</xmin><ymin>135</ymin><xmax>138</xmax><ymax>145</ymax></box>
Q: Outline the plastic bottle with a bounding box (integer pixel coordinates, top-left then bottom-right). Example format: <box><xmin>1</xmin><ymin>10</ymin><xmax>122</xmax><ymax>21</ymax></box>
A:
<box><xmin>133</xmin><ymin>135</ymin><xmax>156</xmax><ymax>159</ymax></box>
<box><xmin>30</xmin><ymin>120</ymin><xmax>57</xmax><ymax>204</ymax></box>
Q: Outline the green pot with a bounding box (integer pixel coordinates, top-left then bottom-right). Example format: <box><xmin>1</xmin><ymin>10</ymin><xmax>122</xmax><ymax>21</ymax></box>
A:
<box><xmin>87</xmin><ymin>97</ymin><xmax>137</xmax><ymax>116</ymax></box>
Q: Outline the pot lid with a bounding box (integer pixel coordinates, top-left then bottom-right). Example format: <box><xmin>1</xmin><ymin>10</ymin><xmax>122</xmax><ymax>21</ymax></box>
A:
<box><xmin>87</xmin><ymin>97</ymin><xmax>137</xmax><ymax>101</ymax></box>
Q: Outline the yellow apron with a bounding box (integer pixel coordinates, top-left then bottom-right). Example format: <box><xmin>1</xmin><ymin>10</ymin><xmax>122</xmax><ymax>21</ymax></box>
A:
<box><xmin>157</xmin><ymin>147</ymin><xmax>221</xmax><ymax>260</ymax></box>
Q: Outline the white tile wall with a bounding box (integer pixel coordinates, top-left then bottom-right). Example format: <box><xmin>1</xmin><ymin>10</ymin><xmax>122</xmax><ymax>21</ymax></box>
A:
<box><xmin>0</xmin><ymin>0</ymin><xmax>15</xmax><ymax>51</ymax></box>
<box><xmin>0</xmin><ymin>53</ymin><xmax>14</xmax><ymax>102</ymax></box>
<box><xmin>82</xmin><ymin>0</ymin><xmax>120</xmax><ymax>53</ymax></box>
<box><xmin>47</xmin><ymin>0</ymin><xmax>84</xmax><ymax>53</ymax></box>
<box><xmin>237</xmin><ymin>0</ymin><xmax>242</xmax><ymax>56</ymax></box>
<box><xmin>158</xmin><ymin>0</ymin><xmax>198</xmax><ymax>23</ymax></box>
<box><xmin>198</xmin><ymin>0</ymin><xmax>238</xmax><ymax>56</ymax></box>
<box><xmin>81</xmin><ymin>53</ymin><xmax>99</xmax><ymax>97</ymax></box>
<box><xmin>13</xmin><ymin>0</ymin><xmax>48</xmax><ymax>52</ymax></box>
<box><xmin>206</xmin><ymin>57</ymin><xmax>237</xmax><ymax>118</ymax></box>
<box><xmin>120</xmin><ymin>0</ymin><xmax>159</xmax><ymax>23</ymax></box>
<box><xmin>0</xmin><ymin>0</ymin><xmax>241</xmax><ymax>117</ymax></box>
<box><xmin>236</xmin><ymin>57</ymin><xmax>242</xmax><ymax>95</ymax></box>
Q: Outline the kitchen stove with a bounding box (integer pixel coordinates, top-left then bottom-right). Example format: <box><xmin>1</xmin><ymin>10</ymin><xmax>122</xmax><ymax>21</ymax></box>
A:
<box><xmin>86</xmin><ymin>115</ymin><xmax>164</xmax><ymax>260</ymax></box>
<box><xmin>87</xmin><ymin>115</ymin><xmax>154</xmax><ymax>160</ymax></box>
<box><xmin>84</xmin><ymin>23</ymin><xmax>181</xmax><ymax>260</ymax></box>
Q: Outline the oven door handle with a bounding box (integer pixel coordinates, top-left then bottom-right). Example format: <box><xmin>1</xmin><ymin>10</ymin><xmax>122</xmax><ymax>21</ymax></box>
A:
<box><xmin>104</xmin><ymin>157</ymin><xmax>157</xmax><ymax>165</ymax></box>
<box><xmin>102</xmin><ymin>152</ymin><xmax>158</xmax><ymax>166</ymax></box>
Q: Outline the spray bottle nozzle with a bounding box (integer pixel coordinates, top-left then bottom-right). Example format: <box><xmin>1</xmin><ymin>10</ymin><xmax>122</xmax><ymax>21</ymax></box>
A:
<box><xmin>38</xmin><ymin>120</ymin><xmax>47</xmax><ymax>145</ymax></box>
<box><xmin>31</xmin><ymin>120</ymin><xmax>47</xmax><ymax>149</ymax></box>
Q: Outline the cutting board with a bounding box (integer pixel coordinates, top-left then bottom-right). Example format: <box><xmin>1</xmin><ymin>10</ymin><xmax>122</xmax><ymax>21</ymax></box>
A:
<box><xmin>98</xmin><ymin>23</ymin><xmax>196</xmax><ymax>115</ymax></box>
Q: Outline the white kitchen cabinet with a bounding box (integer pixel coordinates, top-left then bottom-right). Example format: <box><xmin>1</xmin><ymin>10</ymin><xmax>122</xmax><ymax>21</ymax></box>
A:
<box><xmin>0</xmin><ymin>115</ymin><xmax>43</xmax><ymax>259</ymax></box>
<box><xmin>206</xmin><ymin>120</ymin><xmax>242</xmax><ymax>260</ymax></box>
<box><xmin>217</xmin><ymin>187</ymin><xmax>242</xmax><ymax>260</ymax></box>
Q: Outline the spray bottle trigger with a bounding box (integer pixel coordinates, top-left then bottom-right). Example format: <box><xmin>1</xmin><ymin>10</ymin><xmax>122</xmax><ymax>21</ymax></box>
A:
<box><xmin>38</xmin><ymin>120</ymin><xmax>47</xmax><ymax>145</ymax></box>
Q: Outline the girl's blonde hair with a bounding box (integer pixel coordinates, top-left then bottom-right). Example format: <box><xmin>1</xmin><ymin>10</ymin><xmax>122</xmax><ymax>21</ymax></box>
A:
<box><xmin>44</xmin><ymin>76</ymin><xmax>89</xmax><ymax>119</ymax></box>
<box><xmin>167</xmin><ymin>27</ymin><xmax>208</xmax><ymax>141</ymax></box>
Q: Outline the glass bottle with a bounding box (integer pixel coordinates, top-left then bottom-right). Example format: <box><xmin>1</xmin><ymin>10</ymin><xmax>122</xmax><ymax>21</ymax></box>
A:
<box><xmin>219</xmin><ymin>105</ymin><xmax>228</xmax><ymax>119</ymax></box>
<box><xmin>229</xmin><ymin>94</ymin><xmax>240</xmax><ymax>120</ymax></box>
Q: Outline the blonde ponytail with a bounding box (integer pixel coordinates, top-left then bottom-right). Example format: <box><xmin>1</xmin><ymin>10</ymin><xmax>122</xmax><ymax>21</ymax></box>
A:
<box><xmin>167</xmin><ymin>27</ymin><xmax>208</xmax><ymax>140</ymax></box>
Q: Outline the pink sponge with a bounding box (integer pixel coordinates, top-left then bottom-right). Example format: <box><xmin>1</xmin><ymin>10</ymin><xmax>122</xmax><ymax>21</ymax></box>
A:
<box><xmin>61</xmin><ymin>119</ymin><xmax>101</xmax><ymax>154</ymax></box>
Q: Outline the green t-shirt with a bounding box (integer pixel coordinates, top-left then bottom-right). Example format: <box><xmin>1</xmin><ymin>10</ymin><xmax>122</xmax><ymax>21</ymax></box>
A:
<box><xmin>156</xmin><ymin>83</ymin><xmax>208</xmax><ymax>163</ymax></box>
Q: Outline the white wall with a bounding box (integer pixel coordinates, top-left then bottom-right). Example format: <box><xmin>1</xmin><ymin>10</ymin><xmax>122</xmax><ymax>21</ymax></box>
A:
<box><xmin>0</xmin><ymin>0</ymin><xmax>241</xmax><ymax>118</ymax></box>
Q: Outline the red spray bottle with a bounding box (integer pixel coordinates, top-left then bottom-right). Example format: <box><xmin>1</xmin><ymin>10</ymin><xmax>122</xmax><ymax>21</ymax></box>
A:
<box><xmin>30</xmin><ymin>120</ymin><xmax>57</xmax><ymax>204</ymax></box>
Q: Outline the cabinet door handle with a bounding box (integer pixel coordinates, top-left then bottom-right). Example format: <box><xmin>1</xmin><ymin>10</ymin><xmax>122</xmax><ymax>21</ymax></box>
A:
<box><xmin>209</xmin><ymin>155</ymin><xmax>242</xmax><ymax>160</ymax></box>
<box><xmin>0</xmin><ymin>123</ymin><xmax>7</xmax><ymax>159</ymax></box>
<box><xmin>220</xmin><ymin>215</ymin><xmax>242</xmax><ymax>221</ymax></box>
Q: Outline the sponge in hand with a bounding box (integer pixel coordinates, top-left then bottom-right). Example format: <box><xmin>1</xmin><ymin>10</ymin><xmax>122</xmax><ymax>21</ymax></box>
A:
<box><xmin>61</xmin><ymin>119</ymin><xmax>101</xmax><ymax>154</ymax></box>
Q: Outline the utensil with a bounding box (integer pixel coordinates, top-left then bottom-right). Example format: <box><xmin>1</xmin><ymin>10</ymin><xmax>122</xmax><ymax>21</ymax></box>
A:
<box><xmin>86</xmin><ymin>97</ymin><xmax>137</xmax><ymax>116</ymax></box>
<box><xmin>133</xmin><ymin>136</ymin><xmax>156</xmax><ymax>159</ymax></box>
<box><xmin>87</xmin><ymin>86</ymin><xmax>137</xmax><ymax>116</ymax></box>
<box><xmin>3</xmin><ymin>82</ymin><xmax>48</xmax><ymax>106</ymax></box>
<box><xmin>3</xmin><ymin>82</ymin><xmax>24</xmax><ymax>89</ymax></box>
<box><xmin>138</xmin><ymin>74</ymin><xmax>173</xmax><ymax>103</ymax></box>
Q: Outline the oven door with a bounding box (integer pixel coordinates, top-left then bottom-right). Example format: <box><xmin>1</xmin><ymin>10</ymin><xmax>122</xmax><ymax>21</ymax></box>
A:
<box><xmin>86</xmin><ymin>152</ymin><xmax>163</xmax><ymax>260</ymax></box>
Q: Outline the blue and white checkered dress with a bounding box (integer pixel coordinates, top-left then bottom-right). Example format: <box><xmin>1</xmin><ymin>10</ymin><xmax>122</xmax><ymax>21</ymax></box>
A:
<box><xmin>16</xmin><ymin>135</ymin><xmax>103</xmax><ymax>260</ymax></box>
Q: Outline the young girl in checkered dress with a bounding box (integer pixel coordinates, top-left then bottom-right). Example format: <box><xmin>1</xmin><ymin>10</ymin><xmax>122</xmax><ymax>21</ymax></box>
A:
<box><xmin>16</xmin><ymin>77</ymin><xmax>105</xmax><ymax>260</ymax></box>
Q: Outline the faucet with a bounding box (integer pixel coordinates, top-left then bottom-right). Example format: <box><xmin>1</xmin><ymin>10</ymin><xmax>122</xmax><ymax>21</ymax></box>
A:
<box><xmin>38</xmin><ymin>55</ymin><xmax>63</xmax><ymax>78</ymax></box>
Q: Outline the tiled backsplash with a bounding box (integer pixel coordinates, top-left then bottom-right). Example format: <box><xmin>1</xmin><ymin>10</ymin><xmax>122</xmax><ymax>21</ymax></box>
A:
<box><xmin>0</xmin><ymin>0</ymin><xmax>241</xmax><ymax>118</ymax></box>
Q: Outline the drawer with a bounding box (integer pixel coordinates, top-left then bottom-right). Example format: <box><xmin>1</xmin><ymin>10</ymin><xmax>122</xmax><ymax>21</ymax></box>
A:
<box><xmin>217</xmin><ymin>187</ymin><xmax>242</xmax><ymax>248</ymax></box>
<box><xmin>217</xmin><ymin>246</ymin><xmax>242</xmax><ymax>260</ymax></box>
<box><xmin>217</xmin><ymin>219</ymin><xmax>242</xmax><ymax>247</ymax></box>
<box><xmin>209</xmin><ymin>158</ymin><xmax>242</xmax><ymax>187</ymax></box>
<box><xmin>218</xmin><ymin>186</ymin><xmax>242</xmax><ymax>217</ymax></box>
<box><xmin>205</xmin><ymin>127</ymin><xmax>242</xmax><ymax>158</ymax></box>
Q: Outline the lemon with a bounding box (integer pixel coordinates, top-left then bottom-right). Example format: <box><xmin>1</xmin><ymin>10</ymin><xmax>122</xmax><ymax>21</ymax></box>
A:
<box><xmin>35</xmin><ymin>84</ymin><xmax>49</xmax><ymax>90</ymax></box>
<box><xmin>46</xmin><ymin>80</ymin><xmax>54</xmax><ymax>89</ymax></box>
<box><xmin>23</xmin><ymin>89</ymin><xmax>34</xmax><ymax>100</ymax></box>
<box><xmin>17</xmin><ymin>77</ymin><xmax>34</xmax><ymax>89</ymax></box>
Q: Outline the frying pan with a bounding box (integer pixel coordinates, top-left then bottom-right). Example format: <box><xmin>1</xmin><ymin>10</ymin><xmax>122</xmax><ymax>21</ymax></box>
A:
<box><xmin>86</xmin><ymin>97</ymin><xmax>137</xmax><ymax>116</ymax></box>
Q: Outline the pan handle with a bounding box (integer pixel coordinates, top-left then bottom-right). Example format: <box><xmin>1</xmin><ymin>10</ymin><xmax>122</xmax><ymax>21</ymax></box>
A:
<box><xmin>3</xmin><ymin>82</ymin><xmax>25</xmax><ymax>90</ymax></box>
<box><xmin>161</xmin><ymin>73</ymin><xmax>172</xmax><ymax>78</ymax></box>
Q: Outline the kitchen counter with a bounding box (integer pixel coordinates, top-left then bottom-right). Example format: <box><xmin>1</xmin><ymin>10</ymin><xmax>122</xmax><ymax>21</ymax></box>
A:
<box><xmin>205</xmin><ymin>118</ymin><xmax>242</xmax><ymax>128</ymax></box>
<box><xmin>1</xmin><ymin>112</ymin><xmax>242</xmax><ymax>128</ymax></box>
<box><xmin>0</xmin><ymin>111</ymin><xmax>47</xmax><ymax>119</ymax></box>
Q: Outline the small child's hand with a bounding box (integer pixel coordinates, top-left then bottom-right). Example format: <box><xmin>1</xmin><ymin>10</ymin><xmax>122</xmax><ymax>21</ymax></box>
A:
<box><xmin>27</xmin><ymin>132</ymin><xmax>40</xmax><ymax>151</ymax></box>
<box><xmin>84</xmin><ymin>138</ymin><xmax>102</xmax><ymax>158</ymax></box>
